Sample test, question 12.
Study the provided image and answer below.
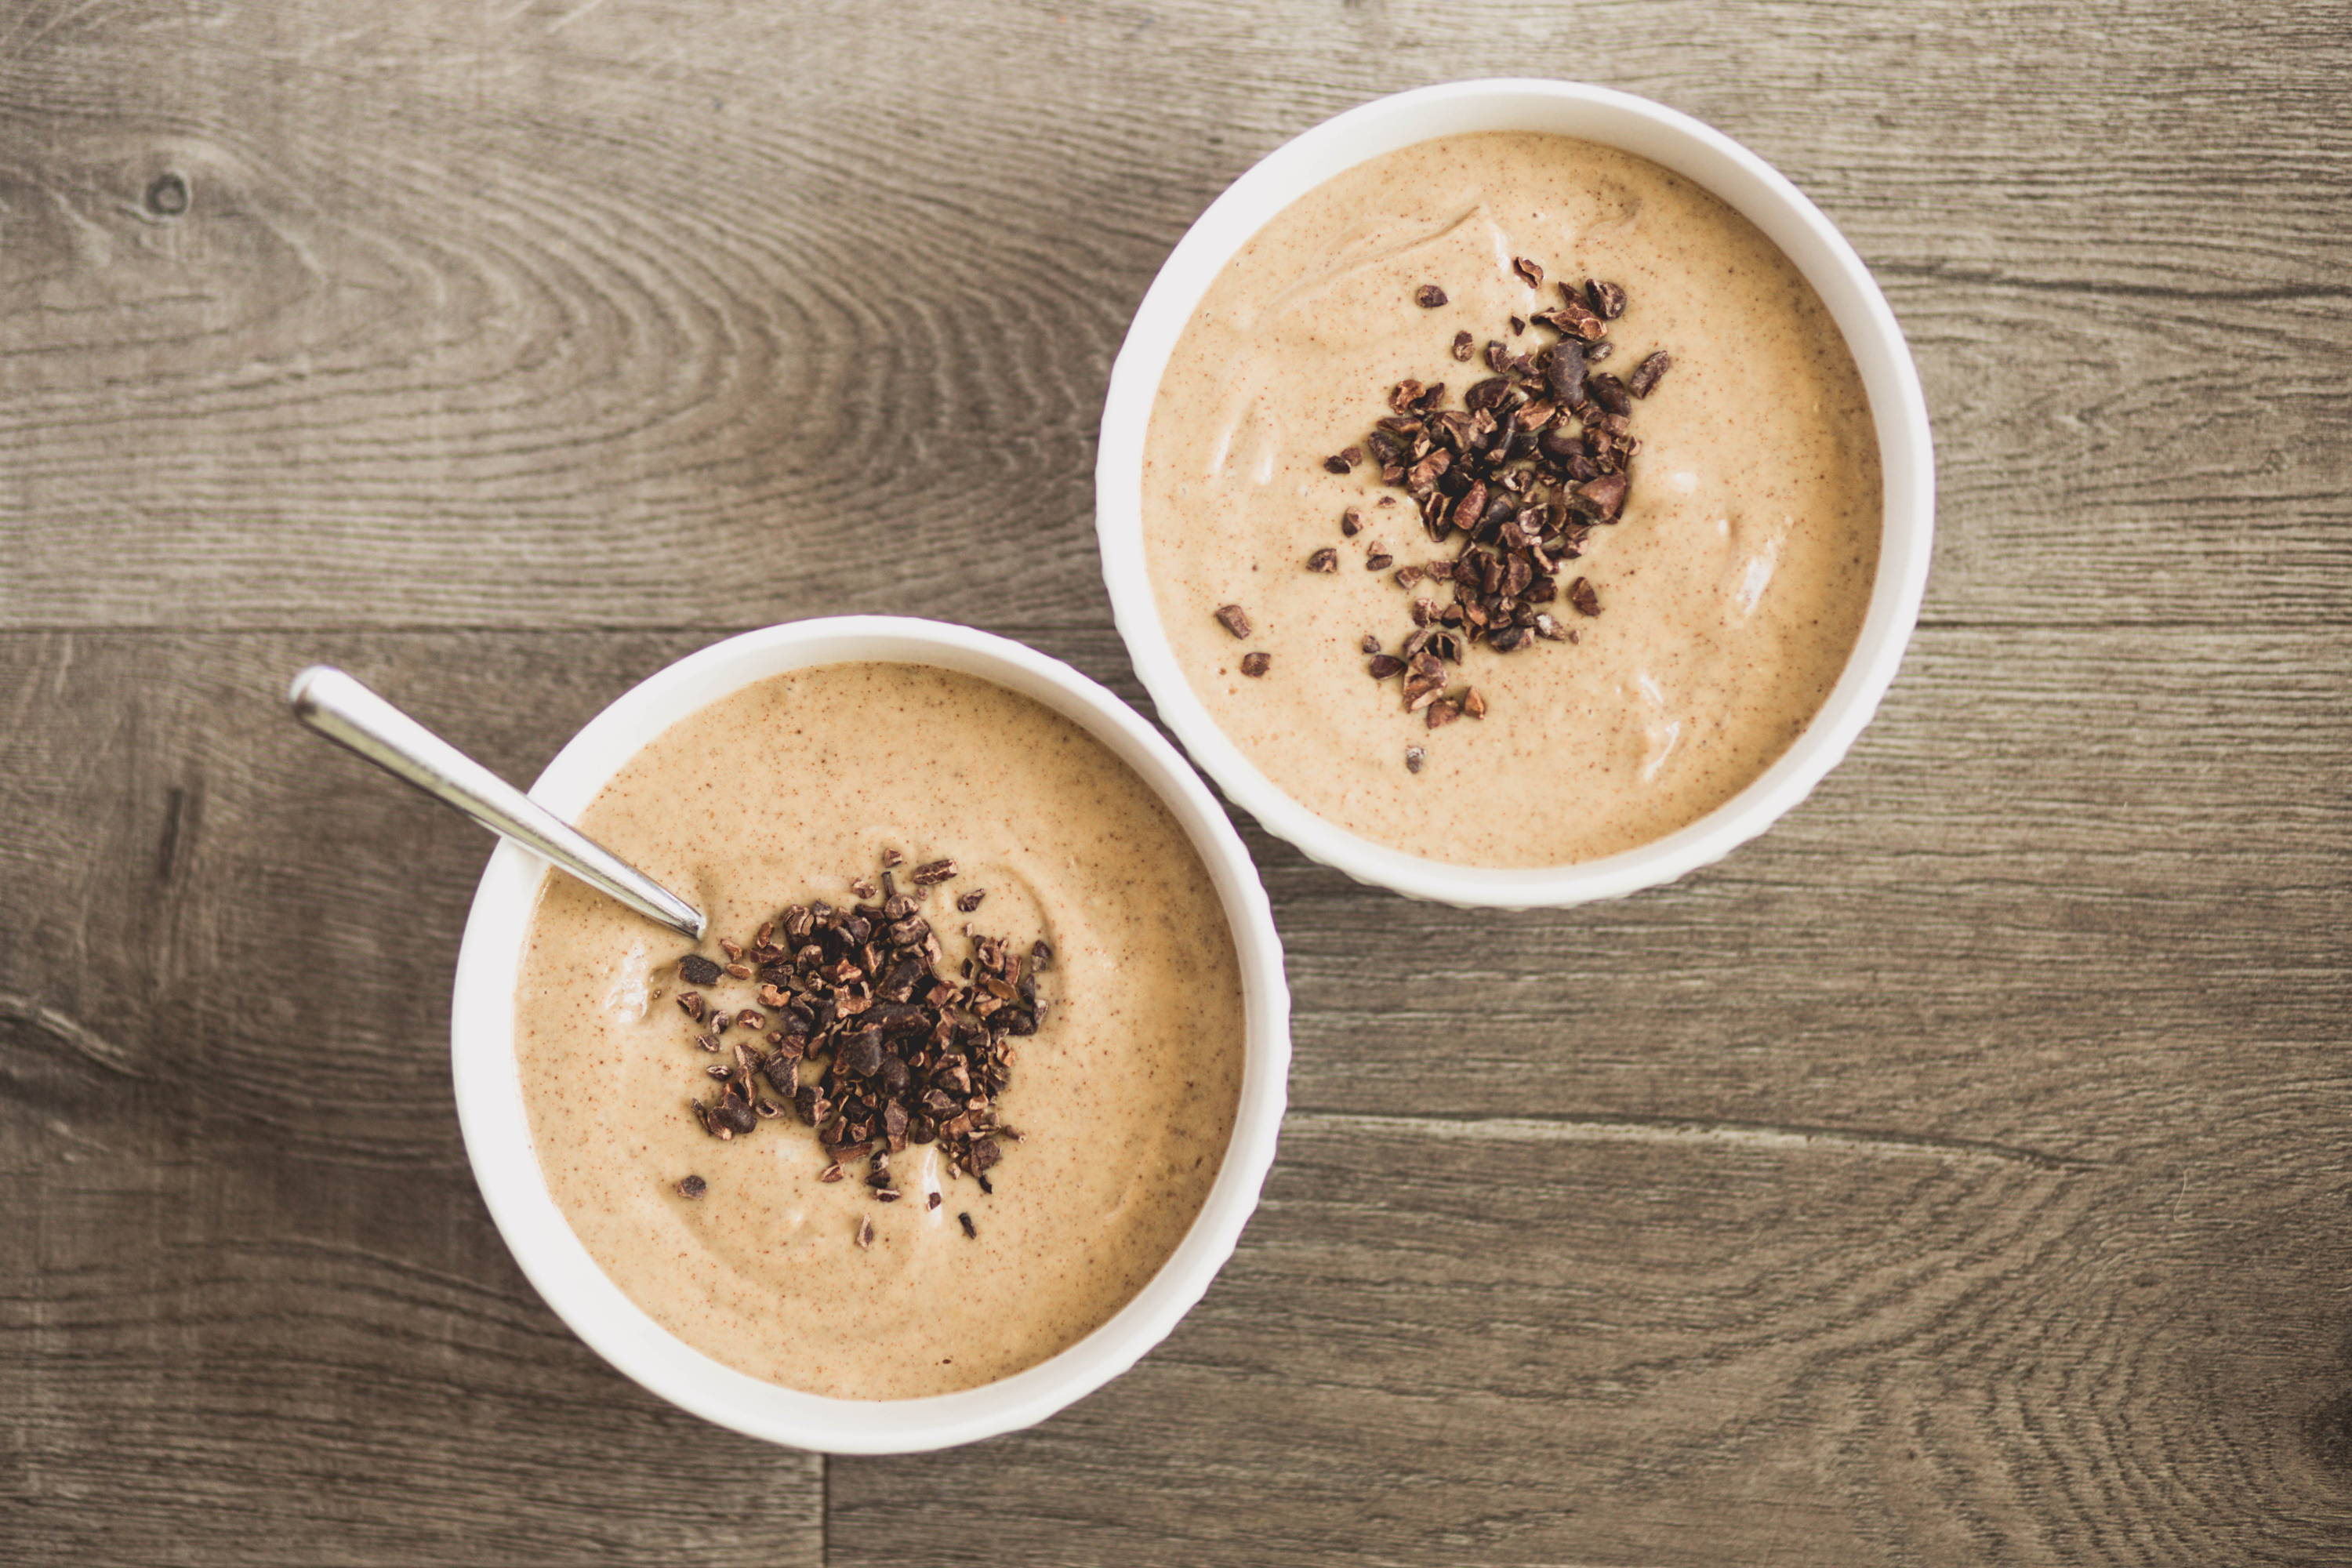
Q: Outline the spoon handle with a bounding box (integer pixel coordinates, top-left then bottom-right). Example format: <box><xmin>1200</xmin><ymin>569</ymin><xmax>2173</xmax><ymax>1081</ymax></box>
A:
<box><xmin>287</xmin><ymin>665</ymin><xmax>706</xmax><ymax>942</ymax></box>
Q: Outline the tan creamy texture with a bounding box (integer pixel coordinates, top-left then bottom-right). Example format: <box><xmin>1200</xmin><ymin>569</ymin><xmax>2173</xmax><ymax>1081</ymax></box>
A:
<box><xmin>514</xmin><ymin>662</ymin><xmax>1244</xmax><ymax>1399</ymax></box>
<box><xmin>1143</xmin><ymin>132</ymin><xmax>1881</xmax><ymax>866</ymax></box>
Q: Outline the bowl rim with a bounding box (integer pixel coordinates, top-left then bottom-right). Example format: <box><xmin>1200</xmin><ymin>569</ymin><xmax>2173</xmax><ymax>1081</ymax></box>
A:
<box><xmin>448</xmin><ymin>616</ymin><xmax>1291</xmax><ymax>1454</ymax></box>
<box><xmin>1095</xmin><ymin>78</ymin><xmax>1935</xmax><ymax>907</ymax></box>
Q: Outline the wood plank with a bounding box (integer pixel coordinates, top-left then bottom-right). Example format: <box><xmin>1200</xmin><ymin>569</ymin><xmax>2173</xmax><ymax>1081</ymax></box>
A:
<box><xmin>1</xmin><ymin>622</ymin><xmax>2345</xmax><ymax>1561</ymax></box>
<box><xmin>1274</xmin><ymin>622</ymin><xmax>2352</xmax><ymax>1160</ymax></box>
<box><xmin>0</xmin><ymin>621</ymin><xmax>2341</xmax><ymax>1163</ymax></box>
<box><xmin>0</xmin><ymin>1134</ymin><xmax>825</xmax><ymax>1566</ymax></box>
<box><xmin>5</xmin><ymin>0</ymin><xmax>2350</xmax><ymax>1559</ymax></box>
<box><xmin>829</xmin><ymin>1110</ymin><xmax>2352</xmax><ymax>1566</ymax></box>
<box><xmin>0</xmin><ymin>633</ymin><xmax>824</xmax><ymax>1565</ymax></box>
<box><xmin>1</xmin><ymin>0</ymin><xmax>2346</xmax><ymax>632</ymax></box>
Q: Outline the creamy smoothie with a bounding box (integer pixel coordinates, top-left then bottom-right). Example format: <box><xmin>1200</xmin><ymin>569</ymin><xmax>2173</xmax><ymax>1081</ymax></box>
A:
<box><xmin>514</xmin><ymin>662</ymin><xmax>1244</xmax><ymax>1399</ymax></box>
<box><xmin>1143</xmin><ymin>132</ymin><xmax>1881</xmax><ymax>866</ymax></box>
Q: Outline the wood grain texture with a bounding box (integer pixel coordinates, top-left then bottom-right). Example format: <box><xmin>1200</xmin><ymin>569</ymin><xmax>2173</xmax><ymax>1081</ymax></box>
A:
<box><xmin>1</xmin><ymin>0</ymin><xmax>2347</xmax><ymax>631</ymax></box>
<box><xmin>2</xmin><ymin>0</ymin><xmax>2348</xmax><ymax>1562</ymax></box>
<box><xmin>0</xmin><ymin>632</ymin><xmax>828</xmax><ymax>1563</ymax></box>
<box><xmin>836</xmin><ymin>1114</ymin><xmax>2352</xmax><ymax>1566</ymax></box>
<box><xmin>2</xmin><ymin>624</ymin><xmax>2348</xmax><ymax>1563</ymax></box>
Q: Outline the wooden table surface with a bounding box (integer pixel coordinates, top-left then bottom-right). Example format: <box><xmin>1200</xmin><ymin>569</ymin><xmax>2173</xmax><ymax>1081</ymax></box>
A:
<box><xmin>5</xmin><ymin>1</ymin><xmax>2348</xmax><ymax>1562</ymax></box>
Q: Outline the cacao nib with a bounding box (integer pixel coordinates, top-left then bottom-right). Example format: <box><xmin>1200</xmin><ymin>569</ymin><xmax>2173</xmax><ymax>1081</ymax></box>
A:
<box><xmin>1290</xmin><ymin>263</ymin><xmax>1664</xmax><ymax>731</ymax></box>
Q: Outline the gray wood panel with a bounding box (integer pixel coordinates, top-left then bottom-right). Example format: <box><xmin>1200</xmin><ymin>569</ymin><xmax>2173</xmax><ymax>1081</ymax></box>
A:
<box><xmin>836</xmin><ymin>1112</ymin><xmax>2352</xmax><ymax>1566</ymax></box>
<box><xmin>2</xmin><ymin>0</ymin><xmax>2348</xmax><ymax>1561</ymax></box>
<box><xmin>3</xmin><ymin>624</ymin><xmax>2348</xmax><ymax>1562</ymax></box>
<box><xmin>0</xmin><ymin>632</ymin><xmax>829</xmax><ymax>1565</ymax></box>
<box><xmin>1</xmin><ymin>1</ymin><xmax>2346</xmax><ymax>632</ymax></box>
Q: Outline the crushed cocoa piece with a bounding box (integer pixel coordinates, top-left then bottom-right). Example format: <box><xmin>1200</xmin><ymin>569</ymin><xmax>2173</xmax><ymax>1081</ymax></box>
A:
<box><xmin>1573</xmin><ymin>472</ymin><xmax>1628</xmax><ymax>521</ymax></box>
<box><xmin>1240</xmin><ymin>652</ymin><xmax>1271</xmax><ymax>678</ymax></box>
<box><xmin>1307</xmin><ymin>547</ymin><xmax>1339</xmax><ymax>573</ymax></box>
<box><xmin>681</xmin><ymin>852</ymin><xmax>1044</xmax><ymax>1203</ymax></box>
<box><xmin>1414</xmin><ymin>284</ymin><xmax>1448</xmax><ymax>308</ymax></box>
<box><xmin>1543</xmin><ymin>283</ymin><xmax>1606</xmax><ymax>339</ymax></box>
<box><xmin>1214</xmin><ymin>603</ymin><xmax>1251</xmax><ymax>640</ymax></box>
<box><xmin>1295</xmin><ymin>263</ymin><xmax>1666</xmax><ymax>740</ymax></box>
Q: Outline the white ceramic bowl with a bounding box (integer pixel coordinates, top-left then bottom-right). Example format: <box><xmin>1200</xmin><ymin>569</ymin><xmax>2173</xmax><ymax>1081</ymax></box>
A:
<box><xmin>448</xmin><ymin>618</ymin><xmax>1291</xmax><ymax>1453</ymax></box>
<box><xmin>1097</xmin><ymin>79</ymin><xmax>1935</xmax><ymax>907</ymax></box>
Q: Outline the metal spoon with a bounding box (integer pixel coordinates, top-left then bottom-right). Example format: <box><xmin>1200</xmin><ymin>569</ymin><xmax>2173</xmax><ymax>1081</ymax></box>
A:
<box><xmin>286</xmin><ymin>665</ymin><xmax>706</xmax><ymax>942</ymax></box>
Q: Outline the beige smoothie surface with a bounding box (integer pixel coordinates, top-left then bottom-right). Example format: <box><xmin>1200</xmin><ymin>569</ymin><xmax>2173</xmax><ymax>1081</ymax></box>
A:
<box><xmin>513</xmin><ymin>661</ymin><xmax>1244</xmax><ymax>1399</ymax></box>
<box><xmin>1142</xmin><ymin>132</ymin><xmax>1882</xmax><ymax>866</ymax></box>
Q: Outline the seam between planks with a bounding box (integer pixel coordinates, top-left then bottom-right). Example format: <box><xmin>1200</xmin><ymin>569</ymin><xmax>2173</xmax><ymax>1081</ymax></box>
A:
<box><xmin>1871</xmin><ymin>261</ymin><xmax>2352</xmax><ymax>305</ymax></box>
<box><xmin>1283</xmin><ymin>1109</ymin><xmax>2098</xmax><ymax>1172</ymax></box>
<box><xmin>0</xmin><ymin>616</ymin><xmax>2347</xmax><ymax>637</ymax></box>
